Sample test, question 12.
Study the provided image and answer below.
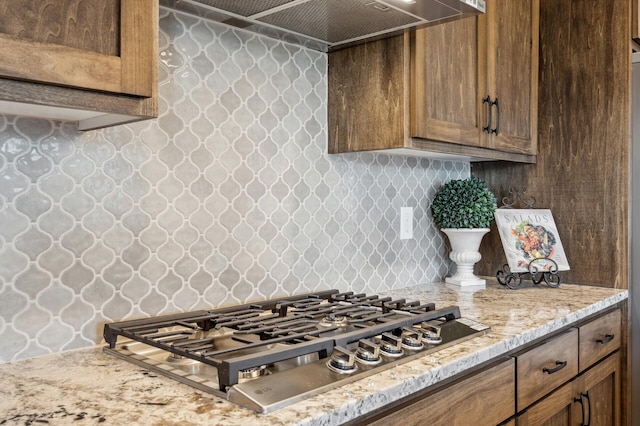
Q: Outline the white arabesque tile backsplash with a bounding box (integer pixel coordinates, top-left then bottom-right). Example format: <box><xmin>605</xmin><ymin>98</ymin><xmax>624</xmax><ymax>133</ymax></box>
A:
<box><xmin>0</xmin><ymin>7</ymin><xmax>469</xmax><ymax>362</ymax></box>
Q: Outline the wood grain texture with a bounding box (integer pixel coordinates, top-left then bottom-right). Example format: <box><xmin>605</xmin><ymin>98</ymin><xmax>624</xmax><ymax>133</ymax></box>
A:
<box><xmin>473</xmin><ymin>0</ymin><xmax>630</xmax><ymax>290</ymax></box>
<box><xmin>0</xmin><ymin>0</ymin><xmax>155</xmax><ymax>97</ymax></box>
<box><xmin>620</xmin><ymin>301</ymin><xmax>630</xmax><ymax>426</ymax></box>
<box><xmin>327</xmin><ymin>8</ymin><xmax>538</xmax><ymax>163</ymax></box>
<box><xmin>0</xmin><ymin>77</ymin><xmax>157</xmax><ymax>130</ymax></box>
<box><xmin>0</xmin><ymin>0</ymin><xmax>156</xmax><ymax>128</ymax></box>
<box><xmin>366</xmin><ymin>358</ymin><xmax>515</xmax><ymax>426</ymax></box>
<box><xmin>578</xmin><ymin>309</ymin><xmax>621</xmax><ymax>372</ymax></box>
<box><xmin>411</xmin><ymin>16</ymin><xmax>484</xmax><ymax>147</ymax></box>
<box><xmin>328</xmin><ymin>34</ymin><xmax>407</xmax><ymax>153</ymax></box>
<box><xmin>409</xmin><ymin>137</ymin><xmax>536</xmax><ymax>163</ymax></box>
<box><xmin>0</xmin><ymin>0</ymin><xmax>120</xmax><ymax>55</ymax></box>
<box><xmin>484</xmin><ymin>0</ymin><xmax>538</xmax><ymax>155</ymax></box>
<box><xmin>517</xmin><ymin>353</ymin><xmax>619</xmax><ymax>425</ymax></box>
<box><xmin>578</xmin><ymin>353</ymin><xmax>620</xmax><ymax>426</ymax></box>
<box><xmin>0</xmin><ymin>33</ymin><xmax>122</xmax><ymax>93</ymax></box>
<box><xmin>120</xmin><ymin>0</ymin><xmax>158</xmax><ymax>97</ymax></box>
<box><xmin>516</xmin><ymin>380</ymin><xmax>574</xmax><ymax>425</ymax></box>
<box><xmin>516</xmin><ymin>328</ymin><xmax>579</xmax><ymax>411</ymax></box>
<box><xmin>633</xmin><ymin>0</ymin><xmax>639</xmax><ymax>43</ymax></box>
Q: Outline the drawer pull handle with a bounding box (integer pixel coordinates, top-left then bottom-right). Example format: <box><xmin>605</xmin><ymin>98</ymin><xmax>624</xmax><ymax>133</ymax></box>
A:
<box><xmin>596</xmin><ymin>334</ymin><xmax>614</xmax><ymax>344</ymax></box>
<box><xmin>542</xmin><ymin>360</ymin><xmax>567</xmax><ymax>374</ymax></box>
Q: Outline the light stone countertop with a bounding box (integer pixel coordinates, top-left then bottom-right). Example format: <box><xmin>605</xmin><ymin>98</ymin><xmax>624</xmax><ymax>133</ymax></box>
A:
<box><xmin>0</xmin><ymin>280</ymin><xmax>628</xmax><ymax>425</ymax></box>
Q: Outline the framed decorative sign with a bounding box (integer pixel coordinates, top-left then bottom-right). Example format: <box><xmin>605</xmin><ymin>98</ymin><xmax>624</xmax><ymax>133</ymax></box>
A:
<box><xmin>494</xmin><ymin>209</ymin><xmax>570</xmax><ymax>273</ymax></box>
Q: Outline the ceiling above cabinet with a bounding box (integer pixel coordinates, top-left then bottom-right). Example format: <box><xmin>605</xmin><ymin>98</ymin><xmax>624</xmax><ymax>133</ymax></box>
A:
<box><xmin>170</xmin><ymin>0</ymin><xmax>485</xmax><ymax>52</ymax></box>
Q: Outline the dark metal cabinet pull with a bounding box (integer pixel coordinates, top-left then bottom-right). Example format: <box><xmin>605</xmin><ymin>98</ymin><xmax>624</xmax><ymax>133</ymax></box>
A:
<box><xmin>582</xmin><ymin>391</ymin><xmax>591</xmax><ymax>425</ymax></box>
<box><xmin>596</xmin><ymin>334</ymin><xmax>614</xmax><ymax>344</ymax></box>
<box><xmin>482</xmin><ymin>95</ymin><xmax>492</xmax><ymax>133</ymax></box>
<box><xmin>491</xmin><ymin>98</ymin><xmax>500</xmax><ymax>135</ymax></box>
<box><xmin>574</xmin><ymin>394</ymin><xmax>586</xmax><ymax>426</ymax></box>
<box><xmin>573</xmin><ymin>391</ymin><xmax>591</xmax><ymax>425</ymax></box>
<box><xmin>542</xmin><ymin>360</ymin><xmax>567</xmax><ymax>374</ymax></box>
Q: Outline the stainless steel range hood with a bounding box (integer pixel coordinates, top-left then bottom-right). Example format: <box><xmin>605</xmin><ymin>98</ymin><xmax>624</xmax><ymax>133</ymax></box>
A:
<box><xmin>169</xmin><ymin>0</ymin><xmax>485</xmax><ymax>52</ymax></box>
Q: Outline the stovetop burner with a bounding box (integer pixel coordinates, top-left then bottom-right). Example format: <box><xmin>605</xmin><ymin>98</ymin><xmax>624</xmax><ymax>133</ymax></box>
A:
<box><xmin>103</xmin><ymin>289</ymin><xmax>488</xmax><ymax>413</ymax></box>
<box><xmin>319</xmin><ymin>313</ymin><xmax>350</xmax><ymax>327</ymax></box>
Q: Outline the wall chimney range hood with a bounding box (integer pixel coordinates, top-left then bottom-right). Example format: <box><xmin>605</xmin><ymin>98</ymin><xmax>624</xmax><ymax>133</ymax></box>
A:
<box><xmin>171</xmin><ymin>0</ymin><xmax>485</xmax><ymax>52</ymax></box>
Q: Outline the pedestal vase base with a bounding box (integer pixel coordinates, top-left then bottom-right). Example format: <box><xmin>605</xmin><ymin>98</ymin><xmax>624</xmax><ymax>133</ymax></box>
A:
<box><xmin>442</xmin><ymin>228</ymin><xmax>490</xmax><ymax>288</ymax></box>
<box><xmin>445</xmin><ymin>276</ymin><xmax>486</xmax><ymax>287</ymax></box>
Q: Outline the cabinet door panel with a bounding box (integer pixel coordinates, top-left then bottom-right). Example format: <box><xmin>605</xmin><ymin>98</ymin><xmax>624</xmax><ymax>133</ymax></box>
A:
<box><xmin>0</xmin><ymin>0</ymin><xmax>154</xmax><ymax>97</ymax></box>
<box><xmin>328</xmin><ymin>34</ymin><xmax>407</xmax><ymax>153</ymax></box>
<box><xmin>516</xmin><ymin>380</ymin><xmax>575</xmax><ymax>426</ymax></box>
<box><xmin>578</xmin><ymin>353</ymin><xmax>619</xmax><ymax>426</ymax></box>
<box><xmin>485</xmin><ymin>0</ymin><xmax>539</xmax><ymax>154</ymax></box>
<box><xmin>411</xmin><ymin>16</ymin><xmax>484</xmax><ymax>147</ymax></box>
<box><xmin>0</xmin><ymin>0</ymin><xmax>120</xmax><ymax>54</ymax></box>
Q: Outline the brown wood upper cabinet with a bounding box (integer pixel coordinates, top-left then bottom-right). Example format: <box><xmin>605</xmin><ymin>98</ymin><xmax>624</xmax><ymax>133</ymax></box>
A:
<box><xmin>0</xmin><ymin>0</ymin><xmax>158</xmax><ymax>130</ymax></box>
<box><xmin>412</xmin><ymin>0</ymin><xmax>539</xmax><ymax>157</ymax></box>
<box><xmin>328</xmin><ymin>0</ymin><xmax>539</xmax><ymax>163</ymax></box>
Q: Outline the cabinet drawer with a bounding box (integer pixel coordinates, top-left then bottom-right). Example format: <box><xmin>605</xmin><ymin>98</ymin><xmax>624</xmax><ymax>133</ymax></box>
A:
<box><xmin>516</xmin><ymin>328</ymin><xmax>578</xmax><ymax>411</ymax></box>
<box><xmin>578</xmin><ymin>308</ymin><xmax>621</xmax><ymax>372</ymax></box>
<box><xmin>367</xmin><ymin>358</ymin><xmax>515</xmax><ymax>426</ymax></box>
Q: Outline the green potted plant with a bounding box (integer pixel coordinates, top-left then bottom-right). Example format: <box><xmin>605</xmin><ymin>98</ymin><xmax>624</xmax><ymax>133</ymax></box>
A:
<box><xmin>431</xmin><ymin>176</ymin><xmax>497</xmax><ymax>287</ymax></box>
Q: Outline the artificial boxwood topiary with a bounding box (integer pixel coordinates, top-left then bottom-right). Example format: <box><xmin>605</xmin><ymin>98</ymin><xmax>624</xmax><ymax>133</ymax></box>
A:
<box><xmin>431</xmin><ymin>176</ymin><xmax>497</xmax><ymax>229</ymax></box>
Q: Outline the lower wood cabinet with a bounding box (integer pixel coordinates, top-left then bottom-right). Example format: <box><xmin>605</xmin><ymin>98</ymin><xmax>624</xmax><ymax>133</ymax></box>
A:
<box><xmin>364</xmin><ymin>357</ymin><xmax>515</xmax><ymax>426</ymax></box>
<box><xmin>516</xmin><ymin>352</ymin><xmax>619</xmax><ymax>425</ymax></box>
<box><xmin>516</xmin><ymin>308</ymin><xmax>621</xmax><ymax>426</ymax></box>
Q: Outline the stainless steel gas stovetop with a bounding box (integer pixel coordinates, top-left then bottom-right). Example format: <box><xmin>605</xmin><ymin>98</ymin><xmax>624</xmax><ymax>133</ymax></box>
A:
<box><xmin>103</xmin><ymin>289</ymin><xmax>488</xmax><ymax>413</ymax></box>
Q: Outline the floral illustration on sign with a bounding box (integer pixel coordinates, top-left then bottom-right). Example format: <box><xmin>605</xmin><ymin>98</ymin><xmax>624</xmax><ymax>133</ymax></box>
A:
<box><xmin>495</xmin><ymin>209</ymin><xmax>570</xmax><ymax>273</ymax></box>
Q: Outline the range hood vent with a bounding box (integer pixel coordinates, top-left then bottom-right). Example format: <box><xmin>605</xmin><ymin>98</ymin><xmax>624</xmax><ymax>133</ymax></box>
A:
<box><xmin>170</xmin><ymin>0</ymin><xmax>485</xmax><ymax>52</ymax></box>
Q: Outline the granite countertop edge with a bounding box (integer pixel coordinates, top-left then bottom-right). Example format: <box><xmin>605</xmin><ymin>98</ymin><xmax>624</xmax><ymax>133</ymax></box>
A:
<box><xmin>0</xmin><ymin>281</ymin><xmax>629</xmax><ymax>426</ymax></box>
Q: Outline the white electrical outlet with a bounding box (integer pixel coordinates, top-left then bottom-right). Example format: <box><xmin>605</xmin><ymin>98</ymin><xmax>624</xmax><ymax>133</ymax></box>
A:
<box><xmin>400</xmin><ymin>207</ymin><xmax>413</xmax><ymax>240</ymax></box>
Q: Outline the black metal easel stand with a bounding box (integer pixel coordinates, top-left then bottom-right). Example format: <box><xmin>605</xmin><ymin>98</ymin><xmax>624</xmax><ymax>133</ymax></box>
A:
<box><xmin>496</xmin><ymin>258</ymin><xmax>561</xmax><ymax>289</ymax></box>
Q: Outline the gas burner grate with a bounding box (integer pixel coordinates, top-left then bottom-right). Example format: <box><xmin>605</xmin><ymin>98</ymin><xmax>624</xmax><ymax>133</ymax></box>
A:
<box><xmin>103</xmin><ymin>289</ymin><xmax>476</xmax><ymax>397</ymax></box>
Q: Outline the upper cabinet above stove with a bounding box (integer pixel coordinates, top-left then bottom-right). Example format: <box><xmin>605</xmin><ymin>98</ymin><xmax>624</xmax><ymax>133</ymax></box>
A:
<box><xmin>0</xmin><ymin>0</ymin><xmax>158</xmax><ymax>130</ymax></box>
<box><xmin>328</xmin><ymin>0</ymin><xmax>539</xmax><ymax>163</ymax></box>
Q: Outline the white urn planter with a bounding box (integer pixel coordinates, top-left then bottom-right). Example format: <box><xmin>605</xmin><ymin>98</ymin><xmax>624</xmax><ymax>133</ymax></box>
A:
<box><xmin>442</xmin><ymin>228</ymin><xmax>490</xmax><ymax>287</ymax></box>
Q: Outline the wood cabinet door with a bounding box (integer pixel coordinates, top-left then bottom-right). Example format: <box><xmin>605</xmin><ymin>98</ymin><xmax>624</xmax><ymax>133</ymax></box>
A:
<box><xmin>411</xmin><ymin>15</ymin><xmax>485</xmax><ymax>148</ymax></box>
<box><xmin>483</xmin><ymin>0</ymin><xmax>539</xmax><ymax>155</ymax></box>
<box><xmin>328</xmin><ymin>34</ymin><xmax>407</xmax><ymax>153</ymax></box>
<box><xmin>576</xmin><ymin>353</ymin><xmax>619</xmax><ymax>426</ymax></box>
<box><xmin>516</xmin><ymin>380</ymin><xmax>576</xmax><ymax>426</ymax></box>
<box><xmin>0</xmin><ymin>0</ymin><xmax>155</xmax><ymax>97</ymax></box>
